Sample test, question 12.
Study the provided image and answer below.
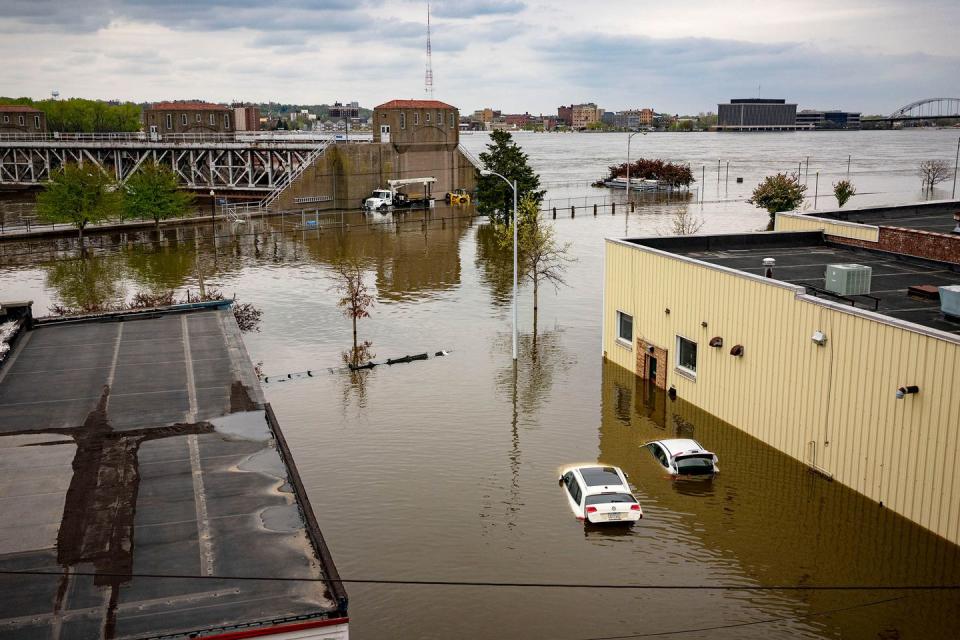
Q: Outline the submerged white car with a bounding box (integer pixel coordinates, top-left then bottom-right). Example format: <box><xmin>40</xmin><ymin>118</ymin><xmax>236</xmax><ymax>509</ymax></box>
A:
<box><xmin>558</xmin><ymin>464</ymin><xmax>643</xmax><ymax>524</ymax></box>
<box><xmin>644</xmin><ymin>439</ymin><xmax>719</xmax><ymax>478</ymax></box>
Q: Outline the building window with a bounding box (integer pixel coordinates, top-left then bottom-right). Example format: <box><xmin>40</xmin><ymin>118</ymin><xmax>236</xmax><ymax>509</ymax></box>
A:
<box><xmin>224</xmin><ymin>114</ymin><xmax>230</xmax><ymax>129</ymax></box>
<box><xmin>196</xmin><ymin>113</ymin><xmax>202</xmax><ymax>122</ymax></box>
<box><xmin>425</xmin><ymin>111</ymin><xmax>431</xmax><ymax>123</ymax></box>
<box><xmin>35</xmin><ymin>115</ymin><xmax>40</xmax><ymax>129</ymax></box>
<box><xmin>18</xmin><ymin>115</ymin><xmax>25</xmax><ymax>126</ymax></box>
<box><xmin>210</xmin><ymin>113</ymin><xmax>216</xmax><ymax>125</ymax></box>
<box><xmin>400</xmin><ymin>112</ymin><xmax>406</xmax><ymax>129</ymax></box>
<box><xmin>166</xmin><ymin>114</ymin><xmax>172</xmax><ymax>129</ymax></box>
<box><xmin>181</xmin><ymin>114</ymin><xmax>187</xmax><ymax>125</ymax></box>
<box><xmin>414</xmin><ymin>112</ymin><xmax>420</xmax><ymax>125</ymax></box>
<box><xmin>616</xmin><ymin>311</ymin><xmax>633</xmax><ymax>346</ymax></box>
<box><xmin>676</xmin><ymin>336</ymin><xmax>698</xmax><ymax>377</ymax></box>
<box><xmin>2</xmin><ymin>116</ymin><xmax>8</xmax><ymax>123</ymax></box>
<box><xmin>450</xmin><ymin>111</ymin><xmax>455</xmax><ymax>128</ymax></box>
<box><xmin>438</xmin><ymin>111</ymin><xmax>443</xmax><ymax>126</ymax></box>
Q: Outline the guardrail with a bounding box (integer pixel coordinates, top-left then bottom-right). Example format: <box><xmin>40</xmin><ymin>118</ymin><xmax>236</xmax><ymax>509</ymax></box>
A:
<box><xmin>0</xmin><ymin>131</ymin><xmax>374</xmax><ymax>143</ymax></box>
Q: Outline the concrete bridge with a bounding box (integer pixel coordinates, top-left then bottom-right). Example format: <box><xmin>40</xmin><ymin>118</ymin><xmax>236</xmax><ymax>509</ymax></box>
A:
<box><xmin>0</xmin><ymin>132</ymin><xmax>370</xmax><ymax>193</ymax></box>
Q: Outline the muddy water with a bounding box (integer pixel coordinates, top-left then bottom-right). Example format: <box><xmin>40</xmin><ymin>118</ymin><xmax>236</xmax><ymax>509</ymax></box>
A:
<box><xmin>2</xmin><ymin>130</ymin><xmax>960</xmax><ymax>639</ymax></box>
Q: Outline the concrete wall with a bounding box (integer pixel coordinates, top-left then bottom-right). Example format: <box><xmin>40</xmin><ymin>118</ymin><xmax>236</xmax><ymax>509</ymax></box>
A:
<box><xmin>603</xmin><ymin>238</ymin><xmax>960</xmax><ymax>545</ymax></box>
<box><xmin>275</xmin><ymin>142</ymin><xmax>477</xmax><ymax>211</ymax></box>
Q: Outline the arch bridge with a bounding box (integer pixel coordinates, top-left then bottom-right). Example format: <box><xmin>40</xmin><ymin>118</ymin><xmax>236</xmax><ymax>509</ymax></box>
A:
<box><xmin>865</xmin><ymin>98</ymin><xmax>960</xmax><ymax>122</ymax></box>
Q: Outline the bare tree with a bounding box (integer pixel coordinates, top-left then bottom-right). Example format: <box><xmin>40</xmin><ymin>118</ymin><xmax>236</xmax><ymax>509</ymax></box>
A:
<box><xmin>503</xmin><ymin>195</ymin><xmax>576</xmax><ymax>336</ymax></box>
<box><xmin>918</xmin><ymin>160</ymin><xmax>951</xmax><ymax>192</ymax></box>
<box><xmin>333</xmin><ymin>258</ymin><xmax>375</xmax><ymax>366</ymax></box>
<box><xmin>669</xmin><ymin>208</ymin><xmax>705</xmax><ymax>235</ymax></box>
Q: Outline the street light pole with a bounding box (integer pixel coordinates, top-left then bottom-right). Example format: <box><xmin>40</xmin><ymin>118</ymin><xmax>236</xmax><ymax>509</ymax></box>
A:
<box><xmin>480</xmin><ymin>169</ymin><xmax>518</xmax><ymax>361</ymax></box>
<box><xmin>952</xmin><ymin>136</ymin><xmax>959</xmax><ymax>199</ymax></box>
<box><xmin>209</xmin><ymin>189</ymin><xmax>215</xmax><ymax>226</ymax></box>
<box><xmin>625</xmin><ymin>131</ymin><xmax>643</xmax><ymax>207</ymax></box>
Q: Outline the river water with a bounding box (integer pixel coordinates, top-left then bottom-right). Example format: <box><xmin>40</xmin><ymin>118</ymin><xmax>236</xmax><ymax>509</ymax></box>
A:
<box><xmin>2</xmin><ymin>130</ymin><xmax>960</xmax><ymax>639</ymax></box>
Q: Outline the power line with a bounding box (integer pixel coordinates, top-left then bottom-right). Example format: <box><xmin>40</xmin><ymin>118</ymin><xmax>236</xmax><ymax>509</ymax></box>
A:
<box><xmin>2</xmin><ymin>569</ymin><xmax>959</xmax><ymax>591</ymax></box>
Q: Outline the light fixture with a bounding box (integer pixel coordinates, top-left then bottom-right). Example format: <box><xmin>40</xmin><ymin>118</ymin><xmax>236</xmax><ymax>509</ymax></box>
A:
<box><xmin>811</xmin><ymin>330</ymin><xmax>827</xmax><ymax>346</ymax></box>
<box><xmin>895</xmin><ymin>385</ymin><xmax>919</xmax><ymax>399</ymax></box>
<box><xmin>730</xmin><ymin>345</ymin><xmax>744</xmax><ymax>357</ymax></box>
<box><xmin>709</xmin><ymin>337</ymin><xmax>723</xmax><ymax>348</ymax></box>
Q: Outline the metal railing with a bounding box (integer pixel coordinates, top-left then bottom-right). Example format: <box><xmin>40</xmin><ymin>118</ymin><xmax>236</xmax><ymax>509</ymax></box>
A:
<box><xmin>0</xmin><ymin>131</ymin><xmax>375</xmax><ymax>144</ymax></box>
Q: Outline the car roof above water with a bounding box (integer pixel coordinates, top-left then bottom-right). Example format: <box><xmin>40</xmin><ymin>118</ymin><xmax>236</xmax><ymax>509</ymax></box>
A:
<box><xmin>578</xmin><ymin>466</ymin><xmax>626</xmax><ymax>488</ymax></box>
<box><xmin>655</xmin><ymin>439</ymin><xmax>709</xmax><ymax>457</ymax></box>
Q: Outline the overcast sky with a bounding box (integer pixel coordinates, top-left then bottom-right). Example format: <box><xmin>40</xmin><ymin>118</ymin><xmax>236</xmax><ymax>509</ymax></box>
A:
<box><xmin>1</xmin><ymin>0</ymin><xmax>957</xmax><ymax>115</ymax></box>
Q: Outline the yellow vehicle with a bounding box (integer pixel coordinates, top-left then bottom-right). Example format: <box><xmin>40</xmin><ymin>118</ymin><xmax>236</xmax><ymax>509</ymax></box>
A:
<box><xmin>445</xmin><ymin>189</ymin><xmax>471</xmax><ymax>205</ymax></box>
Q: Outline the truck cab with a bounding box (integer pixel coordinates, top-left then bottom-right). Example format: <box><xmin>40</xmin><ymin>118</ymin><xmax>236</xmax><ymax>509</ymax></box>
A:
<box><xmin>364</xmin><ymin>189</ymin><xmax>394</xmax><ymax>210</ymax></box>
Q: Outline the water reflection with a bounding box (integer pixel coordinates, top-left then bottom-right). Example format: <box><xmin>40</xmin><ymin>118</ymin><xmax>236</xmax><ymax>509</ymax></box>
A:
<box><xmin>598</xmin><ymin>360</ymin><xmax>960</xmax><ymax>638</ymax></box>
<box><xmin>44</xmin><ymin>253</ymin><xmax>127</xmax><ymax>311</ymax></box>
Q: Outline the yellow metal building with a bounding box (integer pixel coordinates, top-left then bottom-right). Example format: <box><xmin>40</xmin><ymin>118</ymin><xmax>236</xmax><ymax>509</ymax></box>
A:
<box><xmin>603</xmin><ymin>232</ymin><xmax>960</xmax><ymax>545</ymax></box>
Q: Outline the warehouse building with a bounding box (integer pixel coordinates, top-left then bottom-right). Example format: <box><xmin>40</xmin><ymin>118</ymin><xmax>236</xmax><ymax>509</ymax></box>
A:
<box><xmin>716</xmin><ymin>98</ymin><xmax>811</xmax><ymax>131</ymax></box>
<box><xmin>603</xmin><ymin>220</ymin><xmax>960</xmax><ymax>545</ymax></box>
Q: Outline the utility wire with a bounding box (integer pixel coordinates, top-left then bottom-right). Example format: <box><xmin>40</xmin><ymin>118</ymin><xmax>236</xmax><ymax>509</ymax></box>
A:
<box><xmin>2</xmin><ymin>569</ymin><xmax>959</xmax><ymax>591</ymax></box>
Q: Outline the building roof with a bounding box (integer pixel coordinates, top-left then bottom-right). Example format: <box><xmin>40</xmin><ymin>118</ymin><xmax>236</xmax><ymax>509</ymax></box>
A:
<box><xmin>147</xmin><ymin>101</ymin><xmax>230</xmax><ymax>111</ymax></box>
<box><xmin>0</xmin><ymin>305</ymin><xmax>347</xmax><ymax>638</ymax></box>
<box><xmin>375</xmin><ymin>99</ymin><xmax>456</xmax><ymax>110</ymax></box>
<box><xmin>623</xmin><ymin>233</ymin><xmax>960</xmax><ymax>337</ymax></box>
<box><xmin>814</xmin><ymin>207</ymin><xmax>959</xmax><ymax>235</ymax></box>
<box><xmin>0</xmin><ymin>104</ymin><xmax>41</xmax><ymax>113</ymax></box>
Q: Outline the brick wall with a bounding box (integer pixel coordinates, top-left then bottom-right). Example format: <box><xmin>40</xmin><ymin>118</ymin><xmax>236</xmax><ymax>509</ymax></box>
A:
<box><xmin>636</xmin><ymin>339</ymin><xmax>669</xmax><ymax>390</ymax></box>
<box><xmin>826</xmin><ymin>226</ymin><xmax>959</xmax><ymax>265</ymax></box>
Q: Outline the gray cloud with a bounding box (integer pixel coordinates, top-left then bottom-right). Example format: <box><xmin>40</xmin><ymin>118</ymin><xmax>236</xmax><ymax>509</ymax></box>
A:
<box><xmin>429</xmin><ymin>0</ymin><xmax>526</xmax><ymax>18</ymax></box>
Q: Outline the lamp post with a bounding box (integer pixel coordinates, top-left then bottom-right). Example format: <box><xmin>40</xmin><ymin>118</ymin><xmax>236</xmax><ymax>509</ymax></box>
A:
<box><xmin>480</xmin><ymin>169</ymin><xmax>518</xmax><ymax>361</ymax></box>
<box><xmin>625</xmin><ymin>130</ymin><xmax>646</xmax><ymax>206</ymax></box>
<box><xmin>952</xmin><ymin>136</ymin><xmax>959</xmax><ymax>200</ymax></box>
<box><xmin>209</xmin><ymin>189</ymin><xmax>215</xmax><ymax>225</ymax></box>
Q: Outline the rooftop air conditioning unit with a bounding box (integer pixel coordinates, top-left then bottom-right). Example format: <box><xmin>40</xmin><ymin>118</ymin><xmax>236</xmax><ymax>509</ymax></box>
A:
<box><xmin>824</xmin><ymin>264</ymin><xmax>872</xmax><ymax>296</ymax></box>
<box><xmin>940</xmin><ymin>285</ymin><xmax>960</xmax><ymax>318</ymax></box>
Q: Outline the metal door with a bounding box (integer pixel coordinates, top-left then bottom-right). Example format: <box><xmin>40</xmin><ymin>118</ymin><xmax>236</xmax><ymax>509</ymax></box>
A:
<box><xmin>380</xmin><ymin>125</ymin><xmax>390</xmax><ymax>143</ymax></box>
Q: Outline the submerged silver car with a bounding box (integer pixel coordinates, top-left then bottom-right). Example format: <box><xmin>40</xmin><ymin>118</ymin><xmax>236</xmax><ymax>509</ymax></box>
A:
<box><xmin>644</xmin><ymin>439</ymin><xmax>719</xmax><ymax>478</ymax></box>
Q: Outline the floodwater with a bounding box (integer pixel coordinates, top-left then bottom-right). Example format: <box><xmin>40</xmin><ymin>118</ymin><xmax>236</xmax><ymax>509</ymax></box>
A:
<box><xmin>2</xmin><ymin>130</ymin><xmax>960</xmax><ymax>639</ymax></box>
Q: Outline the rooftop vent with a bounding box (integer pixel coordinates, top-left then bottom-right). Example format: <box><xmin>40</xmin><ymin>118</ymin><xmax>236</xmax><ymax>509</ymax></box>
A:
<box><xmin>825</xmin><ymin>264</ymin><xmax>872</xmax><ymax>296</ymax></box>
<box><xmin>940</xmin><ymin>285</ymin><xmax>960</xmax><ymax>319</ymax></box>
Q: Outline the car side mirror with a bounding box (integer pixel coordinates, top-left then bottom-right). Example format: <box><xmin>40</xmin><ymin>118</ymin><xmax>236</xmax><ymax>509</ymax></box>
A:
<box><xmin>558</xmin><ymin>478</ymin><xmax>563</xmax><ymax>486</ymax></box>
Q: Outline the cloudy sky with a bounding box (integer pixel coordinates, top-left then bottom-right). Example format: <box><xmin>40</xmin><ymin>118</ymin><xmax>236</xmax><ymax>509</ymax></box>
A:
<box><xmin>1</xmin><ymin>0</ymin><xmax>957</xmax><ymax>115</ymax></box>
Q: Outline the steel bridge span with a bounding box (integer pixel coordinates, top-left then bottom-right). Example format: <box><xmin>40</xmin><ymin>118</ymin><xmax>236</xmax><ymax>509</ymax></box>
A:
<box><xmin>863</xmin><ymin>98</ymin><xmax>960</xmax><ymax>123</ymax></box>
<box><xmin>0</xmin><ymin>133</ymin><xmax>340</xmax><ymax>192</ymax></box>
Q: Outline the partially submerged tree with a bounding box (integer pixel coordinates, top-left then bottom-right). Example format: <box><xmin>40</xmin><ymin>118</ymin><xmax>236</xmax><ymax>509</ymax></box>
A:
<box><xmin>669</xmin><ymin>208</ymin><xmax>705</xmax><ymax>235</ymax></box>
<box><xmin>918</xmin><ymin>160</ymin><xmax>950</xmax><ymax>192</ymax></box>
<box><xmin>747</xmin><ymin>173</ymin><xmax>807</xmax><ymax>218</ymax></box>
<box><xmin>476</xmin><ymin>130</ymin><xmax>545</xmax><ymax>224</ymax></box>
<box><xmin>333</xmin><ymin>258</ymin><xmax>375</xmax><ymax>367</ymax></box>
<box><xmin>36</xmin><ymin>163</ymin><xmax>122</xmax><ymax>242</ymax></box>
<box><xmin>833</xmin><ymin>179</ymin><xmax>856</xmax><ymax>208</ymax></box>
<box><xmin>601</xmin><ymin>158</ymin><xmax>694</xmax><ymax>188</ymax></box>
<box><xmin>500</xmin><ymin>195</ymin><xmax>575</xmax><ymax>335</ymax></box>
<box><xmin>123</xmin><ymin>162</ymin><xmax>194</xmax><ymax>229</ymax></box>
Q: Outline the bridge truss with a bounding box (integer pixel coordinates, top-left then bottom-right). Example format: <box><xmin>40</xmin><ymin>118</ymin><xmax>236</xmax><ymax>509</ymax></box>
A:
<box><xmin>889</xmin><ymin>98</ymin><xmax>960</xmax><ymax>120</ymax></box>
<box><xmin>0</xmin><ymin>139</ymin><xmax>325</xmax><ymax>192</ymax></box>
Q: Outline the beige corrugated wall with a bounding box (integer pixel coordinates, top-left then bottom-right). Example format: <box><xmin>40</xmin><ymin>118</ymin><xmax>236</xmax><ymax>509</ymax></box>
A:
<box><xmin>603</xmin><ymin>239</ymin><xmax>960</xmax><ymax>544</ymax></box>
<box><xmin>775</xmin><ymin>212</ymin><xmax>880</xmax><ymax>241</ymax></box>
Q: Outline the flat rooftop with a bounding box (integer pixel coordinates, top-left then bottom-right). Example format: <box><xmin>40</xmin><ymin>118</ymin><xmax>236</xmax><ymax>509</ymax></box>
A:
<box><xmin>0</xmin><ymin>306</ymin><xmax>346</xmax><ymax>639</ymax></box>
<box><xmin>815</xmin><ymin>206</ymin><xmax>959</xmax><ymax>234</ymax></box>
<box><xmin>630</xmin><ymin>233</ymin><xmax>960</xmax><ymax>337</ymax></box>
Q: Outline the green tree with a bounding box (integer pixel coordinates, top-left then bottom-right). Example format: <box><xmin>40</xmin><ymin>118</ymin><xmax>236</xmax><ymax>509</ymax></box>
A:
<box><xmin>833</xmin><ymin>179</ymin><xmax>856</xmax><ymax>207</ymax></box>
<box><xmin>36</xmin><ymin>163</ymin><xmax>122</xmax><ymax>242</ymax></box>
<box><xmin>747</xmin><ymin>173</ymin><xmax>807</xmax><ymax>218</ymax></box>
<box><xmin>123</xmin><ymin>162</ymin><xmax>194</xmax><ymax>229</ymax></box>
<box><xmin>0</xmin><ymin>97</ymin><xmax>141</xmax><ymax>132</ymax></box>
<box><xmin>476</xmin><ymin>130</ymin><xmax>545</xmax><ymax>224</ymax></box>
<box><xmin>499</xmin><ymin>195</ymin><xmax>575</xmax><ymax>336</ymax></box>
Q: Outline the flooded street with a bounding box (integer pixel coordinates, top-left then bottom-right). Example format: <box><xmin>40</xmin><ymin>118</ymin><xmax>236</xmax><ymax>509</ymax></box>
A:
<box><xmin>2</xmin><ymin>130</ymin><xmax>960</xmax><ymax>638</ymax></box>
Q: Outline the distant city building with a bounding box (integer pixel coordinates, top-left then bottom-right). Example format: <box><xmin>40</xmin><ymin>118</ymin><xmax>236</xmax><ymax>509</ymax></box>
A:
<box><xmin>0</xmin><ymin>105</ymin><xmax>45</xmax><ymax>133</ymax></box>
<box><xmin>504</xmin><ymin>112</ymin><xmax>534</xmax><ymax>127</ymax></box>
<box><xmin>372</xmin><ymin>99</ymin><xmax>459</xmax><ymax>148</ymax></box>
<box><xmin>613</xmin><ymin>108</ymin><xmax>655</xmax><ymax>129</ymax></box>
<box><xmin>471</xmin><ymin>108</ymin><xmax>494</xmax><ymax>124</ymax></box>
<box><xmin>796</xmin><ymin>110</ymin><xmax>862</xmax><ymax>130</ymax></box>
<box><xmin>571</xmin><ymin>103</ymin><xmax>602</xmax><ymax>130</ymax></box>
<box><xmin>717</xmin><ymin>98</ymin><xmax>808</xmax><ymax>131</ymax></box>
<box><xmin>557</xmin><ymin>105</ymin><xmax>572</xmax><ymax>126</ymax></box>
<box><xmin>143</xmin><ymin>101</ymin><xmax>232</xmax><ymax>134</ymax></box>
<box><xmin>232</xmin><ymin>106</ymin><xmax>261</xmax><ymax>131</ymax></box>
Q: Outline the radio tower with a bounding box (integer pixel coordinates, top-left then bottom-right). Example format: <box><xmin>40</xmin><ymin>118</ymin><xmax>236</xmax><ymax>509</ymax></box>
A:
<box><xmin>424</xmin><ymin>3</ymin><xmax>434</xmax><ymax>98</ymax></box>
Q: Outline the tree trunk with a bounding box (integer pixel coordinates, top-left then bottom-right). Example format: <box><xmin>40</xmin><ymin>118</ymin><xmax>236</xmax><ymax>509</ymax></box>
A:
<box><xmin>532</xmin><ymin>275</ymin><xmax>539</xmax><ymax>338</ymax></box>
<box><xmin>352</xmin><ymin>314</ymin><xmax>358</xmax><ymax>353</ymax></box>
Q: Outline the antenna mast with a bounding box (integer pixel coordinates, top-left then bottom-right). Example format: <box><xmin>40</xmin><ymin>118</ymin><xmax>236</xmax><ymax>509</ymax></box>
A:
<box><xmin>425</xmin><ymin>3</ymin><xmax>434</xmax><ymax>98</ymax></box>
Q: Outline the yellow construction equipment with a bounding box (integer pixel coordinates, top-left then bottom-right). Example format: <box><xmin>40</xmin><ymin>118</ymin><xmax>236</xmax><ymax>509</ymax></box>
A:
<box><xmin>445</xmin><ymin>189</ymin><xmax>471</xmax><ymax>206</ymax></box>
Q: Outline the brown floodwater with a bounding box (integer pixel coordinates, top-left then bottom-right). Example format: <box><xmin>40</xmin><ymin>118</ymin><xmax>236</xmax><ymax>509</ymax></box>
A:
<box><xmin>3</xmin><ymin>127</ymin><xmax>960</xmax><ymax>639</ymax></box>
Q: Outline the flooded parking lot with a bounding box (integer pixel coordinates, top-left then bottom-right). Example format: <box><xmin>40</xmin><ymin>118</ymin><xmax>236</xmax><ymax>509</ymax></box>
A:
<box><xmin>2</xmin><ymin>129</ymin><xmax>960</xmax><ymax>638</ymax></box>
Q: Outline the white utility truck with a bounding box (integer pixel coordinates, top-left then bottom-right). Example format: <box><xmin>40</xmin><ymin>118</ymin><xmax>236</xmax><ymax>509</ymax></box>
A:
<box><xmin>363</xmin><ymin>177</ymin><xmax>437</xmax><ymax>210</ymax></box>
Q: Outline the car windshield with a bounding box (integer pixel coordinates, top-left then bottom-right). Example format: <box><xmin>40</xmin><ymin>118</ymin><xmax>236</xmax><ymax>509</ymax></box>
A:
<box><xmin>676</xmin><ymin>455</ymin><xmax>715</xmax><ymax>475</ymax></box>
<box><xmin>585</xmin><ymin>493</ymin><xmax>637</xmax><ymax>506</ymax></box>
<box><xmin>580</xmin><ymin>467</ymin><xmax>623</xmax><ymax>487</ymax></box>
